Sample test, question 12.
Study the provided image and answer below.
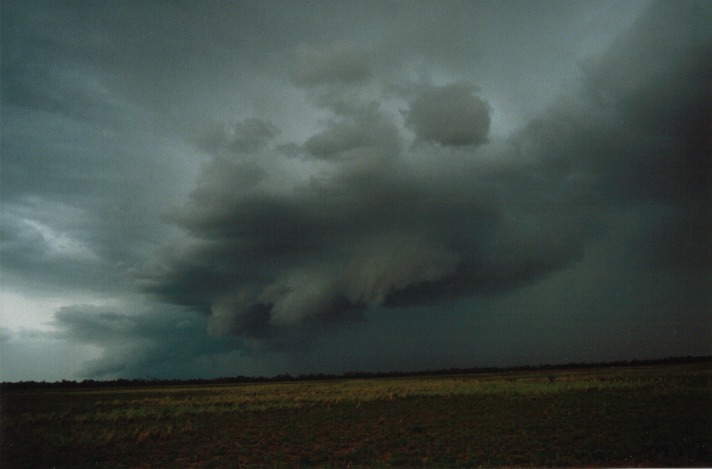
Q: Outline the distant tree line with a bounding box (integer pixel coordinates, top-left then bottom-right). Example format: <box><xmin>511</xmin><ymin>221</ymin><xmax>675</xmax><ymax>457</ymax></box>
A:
<box><xmin>2</xmin><ymin>355</ymin><xmax>710</xmax><ymax>391</ymax></box>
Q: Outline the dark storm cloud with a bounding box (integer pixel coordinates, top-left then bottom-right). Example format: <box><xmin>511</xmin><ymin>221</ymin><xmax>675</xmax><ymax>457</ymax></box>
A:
<box><xmin>141</xmin><ymin>107</ymin><xmax>596</xmax><ymax>341</ymax></box>
<box><xmin>3</xmin><ymin>0</ymin><xmax>710</xmax><ymax>380</ymax></box>
<box><xmin>625</xmin><ymin>206</ymin><xmax>712</xmax><ymax>272</ymax></box>
<box><xmin>1</xmin><ymin>1</ymin><xmax>209</xmax><ymax>297</ymax></box>
<box><xmin>137</xmin><ymin>0</ymin><xmax>711</xmax><ymax>351</ymax></box>
<box><xmin>201</xmin><ymin>118</ymin><xmax>280</xmax><ymax>155</ymax></box>
<box><xmin>52</xmin><ymin>304</ymin><xmax>240</xmax><ymax>379</ymax></box>
<box><xmin>567</xmin><ymin>1</ymin><xmax>712</xmax><ymax>204</ymax></box>
<box><xmin>0</xmin><ymin>0</ymin><xmax>644</xmax><ymax>299</ymax></box>
<box><xmin>304</xmin><ymin>107</ymin><xmax>401</xmax><ymax>160</ymax></box>
<box><xmin>562</xmin><ymin>0</ymin><xmax>711</xmax><ymax>269</ymax></box>
<box><xmin>292</xmin><ymin>42</ymin><xmax>373</xmax><ymax>86</ymax></box>
<box><xmin>404</xmin><ymin>83</ymin><xmax>491</xmax><ymax>147</ymax></box>
<box><xmin>0</xmin><ymin>199</ymin><xmax>115</xmax><ymax>295</ymax></box>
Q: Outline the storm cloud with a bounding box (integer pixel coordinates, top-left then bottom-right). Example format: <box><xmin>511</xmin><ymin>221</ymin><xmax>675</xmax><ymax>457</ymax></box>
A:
<box><xmin>137</xmin><ymin>0</ymin><xmax>710</xmax><ymax>350</ymax></box>
<box><xmin>292</xmin><ymin>42</ymin><xmax>374</xmax><ymax>87</ymax></box>
<box><xmin>2</xmin><ymin>0</ymin><xmax>710</xmax><ymax>380</ymax></box>
<box><xmin>404</xmin><ymin>83</ymin><xmax>491</xmax><ymax>146</ymax></box>
<box><xmin>141</xmin><ymin>102</ymin><xmax>592</xmax><ymax>340</ymax></box>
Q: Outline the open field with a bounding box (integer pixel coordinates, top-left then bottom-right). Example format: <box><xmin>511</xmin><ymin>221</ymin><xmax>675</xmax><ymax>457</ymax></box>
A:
<box><xmin>1</xmin><ymin>361</ymin><xmax>711</xmax><ymax>467</ymax></box>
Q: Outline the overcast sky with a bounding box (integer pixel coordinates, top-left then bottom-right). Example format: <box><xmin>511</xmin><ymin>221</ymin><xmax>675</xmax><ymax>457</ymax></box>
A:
<box><xmin>1</xmin><ymin>0</ymin><xmax>710</xmax><ymax>381</ymax></box>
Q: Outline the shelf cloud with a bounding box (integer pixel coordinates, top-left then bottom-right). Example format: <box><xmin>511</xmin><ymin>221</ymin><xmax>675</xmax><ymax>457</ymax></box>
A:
<box><xmin>2</xmin><ymin>0</ymin><xmax>709</xmax><ymax>380</ymax></box>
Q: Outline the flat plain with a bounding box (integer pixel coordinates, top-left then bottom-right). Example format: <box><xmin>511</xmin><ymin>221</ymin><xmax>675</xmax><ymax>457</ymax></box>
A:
<box><xmin>1</xmin><ymin>361</ymin><xmax>710</xmax><ymax>467</ymax></box>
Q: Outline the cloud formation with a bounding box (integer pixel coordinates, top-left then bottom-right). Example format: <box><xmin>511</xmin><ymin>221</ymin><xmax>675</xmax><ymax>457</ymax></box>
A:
<box><xmin>142</xmin><ymin>111</ymin><xmax>593</xmax><ymax>341</ymax></box>
<box><xmin>136</xmin><ymin>0</ymin><xmax>711</xmax><ymax>352</ymax></box>
<box><xmin>51</xmin><ymin>303</ymin><xmax>244</xmax><ymax>379</ymax></box>
<box><xmin>2</xmin><ymin>0</ymin><xmax>710</xmax><ymax>380</ymax></box>
<box><xmin>404</xmin><ymin>83</ymin><xmax>491</xmax><ymax>146</ymax></box>
<box><xmin>292</xmin><ymin>42</ymin><xmax>373</xmax><ymax>86</ymax></box>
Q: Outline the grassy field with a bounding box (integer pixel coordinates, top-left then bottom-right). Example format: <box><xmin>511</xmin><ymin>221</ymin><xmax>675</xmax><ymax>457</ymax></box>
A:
<box><xmin>1</xmin><ymin>362</ymin><xmax>710</xmax><ymax>467</ymax></box>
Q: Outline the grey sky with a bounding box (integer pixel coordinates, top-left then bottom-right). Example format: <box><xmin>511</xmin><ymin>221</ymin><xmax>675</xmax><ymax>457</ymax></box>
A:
<box><xmin>1</xmin><ymin>0</ymin><xmax>710</xmax><ymax>381</ymax></box>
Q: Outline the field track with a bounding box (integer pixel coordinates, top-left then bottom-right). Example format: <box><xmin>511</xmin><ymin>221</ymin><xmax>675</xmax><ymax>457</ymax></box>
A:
<box><xmin>1</xmin><ymin>361</ymin><xmax>710</xmax><ymax>467</ymax></box>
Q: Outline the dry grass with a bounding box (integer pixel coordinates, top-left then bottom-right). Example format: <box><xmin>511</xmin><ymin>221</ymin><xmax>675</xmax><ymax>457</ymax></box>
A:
<box><xmin>2</xmin><ymin>362</ymin><xmax>710</xmax><ymax>467</ymax></box>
